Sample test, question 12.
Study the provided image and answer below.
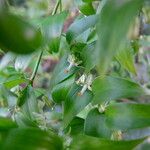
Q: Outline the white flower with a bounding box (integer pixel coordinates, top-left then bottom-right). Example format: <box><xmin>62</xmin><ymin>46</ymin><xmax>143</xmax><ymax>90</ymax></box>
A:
<box><xmin>65</xmin><ymin>55</ymin><xmax>81</xmax><ymax>73</ymax></box>
<box><xmin>76</xmin><ymin>74</ymin><xmax>93</xmax><ymax>96</ymax></box>
<box><xmin>98</xmin><ymin>101</ymin><xmax>109</xmax><ymax>113</ymax></box>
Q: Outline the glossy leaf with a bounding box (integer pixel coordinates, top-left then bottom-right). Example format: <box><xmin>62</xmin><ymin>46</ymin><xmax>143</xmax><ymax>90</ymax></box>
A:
<box><xmin>64</xmin><ymin>83</ymin><xmax>93</xmax><ymax>128</ymax></box>
<box><xmin>0</xmin><ymin>12</ymin><xmax>42</xmax><ymax>54</ymax></box>
<box><xmin>71</xmin><ymin>135</ymin><xmax>144</xmax><ymax>150</ymax></box>
<box><xmin>40</xmin><ymin>11</ymin><xmax>68</xmax><ymax>52</ymax></box>
<box><xmin>66</xmin><ymin>14</ymin><xmax>98</xmax><ymax>44</ymax></box>
<box><xmin>1</xmin><ymin>128</ymin><xmax>63</xmax><ymax>150</ymax></box>
<box><xmin>75</xmin><ymin>0</ymin><xmax>95</xmax><ymax>16</ymax></box>
<box><xmin>84</xmin><ymin>108</ymin><xmax>112</xmax><ymax>138</ymax></box>
<box><xmin>105</xmin><ymin>103</ymin><xmax>150</xmax><ymax>130</ymax></box>
<box><xmin>96</xmin><ymin>0</ymin><xmax>143</xmax><ymax>74</ymax></box>
<box><xmin>92</xmin><ymin>76</ymin><xmax>144</xmax><ymax>104</ymax></box>
<box><xmin>52</xmin><ymin>75</ymin><xmax>75</xmax><ymax>103</ymax></box>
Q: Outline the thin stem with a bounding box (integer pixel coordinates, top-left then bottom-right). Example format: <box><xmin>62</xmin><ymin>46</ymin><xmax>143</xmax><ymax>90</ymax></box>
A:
<box><xmin>52</xmin><ymin>0</ymin><xmax>60</xmax><ymax>15</ymax></box>
<box><xmin>59</xmin><ymin>0</ymin><xmax>62</xmax><ymax>12</ymax></box>
<box><xmin>30</xmin><ymin>1</ymin><xmax>61</xmax><ymax>86</ymax></box>
<box><xmin>30</xmin><ymin>50</ymin><xmax>43</xmax><ymax>85</ymax></box>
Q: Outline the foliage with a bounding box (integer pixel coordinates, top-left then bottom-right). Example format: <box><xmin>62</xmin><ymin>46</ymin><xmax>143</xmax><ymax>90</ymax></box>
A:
<box><xmin>0</xmin><ymin>0</ymin><xmax>150</xmax><ymax>150</ymax></box>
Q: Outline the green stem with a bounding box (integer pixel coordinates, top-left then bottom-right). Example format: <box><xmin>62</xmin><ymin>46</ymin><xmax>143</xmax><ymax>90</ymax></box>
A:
<box><xmin>52</xmin><ymin>0</ymin><xmax>61</xmax><ymax>15</ymax></box>
<box><xmin>30</xmin><ymin>50</ymin><xmax>43</xmax><ymax>85</ymax></box>
<box><xmin>59</xmin><ymin>0</ymin><xmax>62</xmax><ymax>12</ymax></box>
<box><xmin>30</xmin><ymin>1</ymin><xmax>61</xmax><ymax>86</ymax></box>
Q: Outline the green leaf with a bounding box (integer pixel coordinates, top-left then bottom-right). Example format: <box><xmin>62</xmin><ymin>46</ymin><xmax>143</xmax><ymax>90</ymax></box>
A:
<box><xmin>81</xmin><ymin>41</ymin><xmax>96</xmax><ymax>71</ymax></box>
<box><xmin>84</xmin><ymin>108</ymin><xmax>112</xmax><ymax>138</ymax></box>
<box><xmin>0</xmin><ymin>117</ymin><xmax>17</xmax><ymax>131</ymax></box>
<box><xmin>73</xmin><ymin>29</ymin><xmax>91</xmax><ymax>44</ymax></box>
<box><xmin>14</xmin><ymin>112</ymin><xmax>37</xmax><ymax>128</ymax></box>
<box><xmin>87</xmin><ymin>29</ymin><xmax>97</xmax><ymax>43</ymax></box>
<box><xmin>66</xmin><ymin>14</ymin><xmax>98</xmax><ymax>44</ymax></box>
<box><xmin>115</xmin><ymin>43</ymin><xmax>136</xmax><ymax>75</ymax></box>
<box><xmin>40</xmin><ymin>11</ymin><xmax>68</xmax><ymax>52</ymax></box>
<box><xmin>52</xmin><ymin>75</ymin><xmax>75</xmax><ymax>103</ymax></box>
<box><xmin>92</xmin><ymin>76</ymin><xmax>144</xmax><ymax>104</ymax></box>
<box><xmin>20</xmin><ymin>85</ymin><xmax>39</xmax><ymax>120</ymax></box>
<box><xmin>0</xmin><ymin>12</ymin><xmax>42</xmax><ymax>54</ymax></box>
<box><xmin>75</xmin><ymin>0</ymin><xmax>95</xmax><ymax>16</ymax></box>
<box><xmin>65</xmin><ymin>117</ymin><xmax>84</xmax><ymax>135</ymax></box>
<box><xmin>3</xmin><ymin>78</ymin><xmax>29</xmax><ymax>89</ymax></box>
<box><xmin>50</xmin><ymin>55</ymin><xmax>79</xmax><ymax>88</ymax></box>
<box><xmin>15</xmin><ymin>86</ymin><xmax>39</xmax><ymax>128</ymax></box>
<box><xmin>123</xmin><ymin>127</ymin><xmax>150</xmax><ymax>140</ymax></box>
<box><xmin>96</xmin><ymin>0</ymin><xmax>143</xmax><ymax>74</ymax></box>
<box><xmin>105</xmin><ymin>103</ymin><xmax>150</xmax><ymax>130</ymax></box>
<box><xmin>1</xmin><ymin>128</ymin><xmax>63</xmax><ymax>150</ymax></box>
<box><xmin>64</xmin><ymin>83</ymin><xmax>93</xmax><ymax>128</ymax></box>
<box><xmin>17</xmin><ymin>86</ymin><xmax>29</xmax><ymax>107</ymax></box>
<box><xmin>71</xmin><ymin>135</ymin><xmax>144</xmax><ymax>150</ymax></box>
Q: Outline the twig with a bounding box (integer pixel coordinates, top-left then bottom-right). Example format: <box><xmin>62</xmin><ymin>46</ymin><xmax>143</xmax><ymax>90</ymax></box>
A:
<box><xmin>30</xmin><ymin>50</ymin><xmax>43</xmax><ymax>86</ymax></box>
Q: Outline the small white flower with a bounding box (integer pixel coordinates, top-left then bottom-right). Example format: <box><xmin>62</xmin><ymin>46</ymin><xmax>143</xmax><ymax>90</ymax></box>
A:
<box><xmin>76</xmin><ymin>74</ymin><xmax>86</xmax><ymax>85</ymax></box>
<box><xmin>65</xmin><ymin>55</ymin><xmax>81</xmax><ymax>73</ymax></box>
<box><xmin>77</xmin><ymin>74</ymin><xmax>93</xmax><ymax>96</ymax></box>
<box><xmin>98</xmin><ymin>101</ymin><xmax>109</xmax><ymax>113</ymax></box>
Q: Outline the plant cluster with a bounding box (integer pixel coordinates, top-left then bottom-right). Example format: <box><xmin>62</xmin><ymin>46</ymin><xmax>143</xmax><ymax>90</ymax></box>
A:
<box><xmin>0</xmin><ymin>0</ymin><xmax>150</xmax><ymax>150</ymax></box>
